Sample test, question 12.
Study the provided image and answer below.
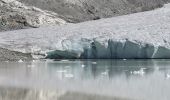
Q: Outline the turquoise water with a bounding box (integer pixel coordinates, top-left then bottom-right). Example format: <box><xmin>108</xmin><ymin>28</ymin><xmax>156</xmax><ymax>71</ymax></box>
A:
<box><xmin>0</xmin><ymin>60</ymin><xmax>170</xmax><ymax>100</ymax></box>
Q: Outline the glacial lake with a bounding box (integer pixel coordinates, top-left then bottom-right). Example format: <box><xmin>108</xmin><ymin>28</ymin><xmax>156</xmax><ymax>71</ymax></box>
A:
<box><xmin>0</xmin><ymin>59</ymin><xmax>170</xmax><ymax>100</ymax></box>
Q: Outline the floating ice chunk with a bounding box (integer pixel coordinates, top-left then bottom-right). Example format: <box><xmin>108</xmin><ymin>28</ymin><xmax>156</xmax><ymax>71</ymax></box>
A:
<box><xmin>32</xmin><ymin>60</ymin><xmax>36</xmax><ymax>62</ymax></box>
<box><xmin>101</xmin><ymin>69</ymin><xmax>109</xmax><ymax>76</ymax></box>
<box><xmin>101</xmin><ymin>72</ymin><xmax>108</xmax><ymax>75</ymax></box>
<box><xmin>64</xmin><ymin>74</ymin><xmax>74</xmax><ymax>78</ymax></box>
<box><xmin>18</xmin><ymin>59</ymin><xmax>23</xmax><ymax>63</ymax></box>
<box><xmin>61</xmin><ymin>60</ymin><xmax>69</xmax><ymax>62</ymax></box>
<box><xmin>141</xmin><ymin>68</ymin><xmax>147</xmax><ymax>70</ymax></box>
<box><xmin>27</xmin><ymin>65</ymin><xmax>35</xmax><ymax>68</ymax></box>
<box><xmin>92</xmin><ymin>62</ymin><xmax>97</xmax><ymax>64</ymax></box>
<box><xmin>165</xmin><ymin>74</ymin><xmax>170</xmax><ymax>79</ymax></box>
<box><xmin>81</xmin><ymin>64</ymin><xmax>85</xmax><ymax>68</ymax></box>
<box><xmin>57</xmin><ymin>70</ymin><xmax>67</xmax><ymax>73</ymax></box>
<box><xmin>131</xmin><ymin>68</ymin><xmax>145</xmax><ymax>76</ymax></box>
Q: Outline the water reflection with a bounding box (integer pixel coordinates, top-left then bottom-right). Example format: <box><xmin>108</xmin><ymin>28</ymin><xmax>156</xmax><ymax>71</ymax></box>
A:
<box><xmin>0</xmin><ymin>60</ymin><xmax>170</xmax><ymax>100</ymax></box>
<box><xmin>44</xmin><ymin>60</ymin><xmax>170</xmax><ymax>80</ymax></box>
<box><xmin>0</xmin><ymin>60</ymin><xmax>170</xmax><ymax>81</ymax></box>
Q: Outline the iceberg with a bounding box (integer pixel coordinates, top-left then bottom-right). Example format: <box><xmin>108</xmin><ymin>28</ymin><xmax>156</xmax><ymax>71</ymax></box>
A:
<box><xmin>1</xmin><ymin>4</ymin><xmax>170</xmax><ymax>59</ymax></box>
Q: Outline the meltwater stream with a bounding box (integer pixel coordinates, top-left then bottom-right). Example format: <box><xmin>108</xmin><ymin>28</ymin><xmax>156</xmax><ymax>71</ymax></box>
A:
<box><xmin>0</xmin><ymin>60</ymin><xmax>170</xmax><ymax>100</ymax></box>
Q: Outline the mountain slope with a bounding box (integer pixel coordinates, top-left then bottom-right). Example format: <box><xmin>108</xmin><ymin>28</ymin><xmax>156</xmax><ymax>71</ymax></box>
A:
<box><xmin>0</xmin><ymin>0</ymin><xmax>66</xmax><ymax>32</ymax></box>
<box><xmin>18</xmin><ymin>0</ymin><xmax>170</xmax><ymax>23</ymax></box>
<box><xmin>1</xmin><ymin>0</ymin><xmax>169</xmax><ymax>32</ymax></box>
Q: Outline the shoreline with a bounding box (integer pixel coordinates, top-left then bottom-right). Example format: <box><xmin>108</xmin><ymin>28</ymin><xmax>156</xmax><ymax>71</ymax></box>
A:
<box><xmin>0</xmin><ymin>86</ymin><xmax>131</xmax><ymax>100</ymax></box>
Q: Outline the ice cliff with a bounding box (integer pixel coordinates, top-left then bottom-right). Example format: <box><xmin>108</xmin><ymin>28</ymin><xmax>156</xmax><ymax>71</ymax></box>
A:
<box><xmin>1</xmin><ymin>4</ymin><xmax>170</xmax><ymax>59</ymax></box>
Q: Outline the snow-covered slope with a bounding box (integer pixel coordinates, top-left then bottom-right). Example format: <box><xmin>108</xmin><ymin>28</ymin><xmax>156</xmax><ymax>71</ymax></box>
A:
<box><xmin>1</xmin><ymin>4</ymin><xmax>170</xmax><ymax>59</ymax></box>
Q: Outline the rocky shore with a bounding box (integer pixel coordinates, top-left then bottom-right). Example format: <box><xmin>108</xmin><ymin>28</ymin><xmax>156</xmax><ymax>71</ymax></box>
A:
<box><xmin>0</xmin><ymin>48</ymin><xmax>32</xmax><ymax>61</ymax></box>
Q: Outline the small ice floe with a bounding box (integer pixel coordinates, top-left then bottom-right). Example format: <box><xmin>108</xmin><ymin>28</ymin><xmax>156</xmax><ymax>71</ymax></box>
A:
<box><xmin>101</xmin><ymin>72</ymin><xmax>108</xmax><ymax>75</ymax></box>
<box><xmin>27</xmin><ymin>65</ymin><xmax>35</xmax><ymax>68</ymax></box>
<box><xmin>64</xmin><ymin>74</ymin><xmax>74</xmax><ymax>78</ymax></box>
<box><xmin>81</xmin><ymin>64</ymin><xmax>85</xmax><ymax>68</ymax></box>
<box><xmin>57</xmin><ymin>70</ymin><xmax>67</xmax><ymax>73</ymax></box>
<box><xmin>141</xmin><ymin>68</ymin><xmax>147</xmax><ymax>70</ymax></box>
<box><xmin>123</xmin><ymin>59</ymin><xmax>127</xmax><ymax>61</ymax></box>
<box><xmin>65</xmin><ymin>66</ymin><xmax>71</xmax><ymax>69</ymax></box>
<box><xmin>61</xmin><ymin>60</ymin><xmax>69</xmax><ymax>62</ymax></box>
<box><xmin>32</xmin><ymin>60</ymin><xmax>36</xmax><ymax>62</ymax></box>
<box><xmin>101</xmin><ymin>70</ymin><xmax>109</xmax><ymax>75</ymax></box>
<box><xmin>18</xmin><ymin>59</ymin><xmax>23</xmax><ymax>63</ymax></box>
<box><xmin>165</xmin><ymin>74</ymin><xmax>170</xmax><ymax>79</ymax></box>
<box><xmin>131</xmin><ymin>68</ymin><xmax>145</xmax><ymax>76</ymax></box>
<box><xmin>92</xmin><ymin>62</ymin><xmax>97</xmax><ymax>64</ymax></box>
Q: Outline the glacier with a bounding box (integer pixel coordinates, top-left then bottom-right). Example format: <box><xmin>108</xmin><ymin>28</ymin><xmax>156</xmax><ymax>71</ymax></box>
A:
<box><xmin>1</xmin><ymin>4</ymin><xmax>170</xmax><ymax>59</ymax></box>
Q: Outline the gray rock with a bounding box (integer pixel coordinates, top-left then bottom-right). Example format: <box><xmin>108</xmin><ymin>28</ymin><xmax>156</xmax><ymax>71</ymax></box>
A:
<box><xmin>0</xmin><ymin>0</ymin><xmax>66</xmax><ymax>32</ymax></box>
<box><xmin>18</xmin><ymin>0</ymin><xmax>170</xmax><ymax>23</ymax></box>
<box><xmin>0</xmin><ymin>48</ymin><xmax>32</xmax><ymax>61</ymax></box>
<box><xmin>1</xmin><ymin>0</ymin><xmax>169</xmax><ymax>32</ymax></box>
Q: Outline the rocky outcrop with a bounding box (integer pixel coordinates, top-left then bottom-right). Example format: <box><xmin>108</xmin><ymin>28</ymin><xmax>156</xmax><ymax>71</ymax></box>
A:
<box><xmin>18</xmin><ymin>0</ymin><xmax>170</xmax><ymax>23</ymax></box>
<box><xmin>0</xmin><ymin>0</ymin><xmax>66</xmax><ymax>32</ymax></box>
<box><xmin>0</xmin><ymin>0</ymin><xmax>169</xmax><ymax>32</ymax></box>
<box><xmin>0</xmin><ymin>48</ymin><xmax>32</xmax><ymax>61</ymax></box>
